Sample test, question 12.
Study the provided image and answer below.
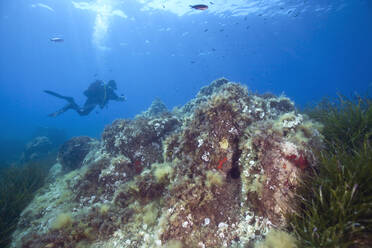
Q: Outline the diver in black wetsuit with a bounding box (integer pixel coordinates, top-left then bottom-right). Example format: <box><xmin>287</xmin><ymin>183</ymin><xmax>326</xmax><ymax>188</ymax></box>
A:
<box><xmin>44</xmin><ymin>80</ymin><xmax>126</xmax><ymax>117</ymax></box>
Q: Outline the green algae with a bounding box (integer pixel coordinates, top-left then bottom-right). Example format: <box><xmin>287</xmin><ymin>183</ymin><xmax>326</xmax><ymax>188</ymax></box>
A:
<box><xmin>0</xmin><ymin>157</ymin><xmax>52</xmax><ymax>247</ymax></box>
<box><xmin>305</xmin><ymin>95</ymin><xmax>372</xmax><ymax>152</ymax></box>
<box><xmin>255</xmin><ymin>229</ymin><xmax>297</xmax><ymax>248</ymax></box>
<box><xmin>291</xmin><ymin>95</ymin><xmax>372</xmax><ymax>247</ymax></box>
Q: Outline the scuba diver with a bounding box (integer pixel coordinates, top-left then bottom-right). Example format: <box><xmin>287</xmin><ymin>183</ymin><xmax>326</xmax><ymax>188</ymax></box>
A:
<box><xmin>44</xmin><ymin>80</ymin><xmax>126</xmax><ymax>117</ymax></box>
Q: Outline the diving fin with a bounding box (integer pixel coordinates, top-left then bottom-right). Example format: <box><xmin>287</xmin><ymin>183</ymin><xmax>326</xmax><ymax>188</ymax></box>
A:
<box><xmin>44</xmin><ymin>90</ymin><xmax>75</xmax><ymax>103</ymax></box>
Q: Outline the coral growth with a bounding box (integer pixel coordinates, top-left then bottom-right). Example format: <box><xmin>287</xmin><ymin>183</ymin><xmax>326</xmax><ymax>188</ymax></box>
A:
<box><xmin>102</xmin><ymin>113</ymin><xmax>180</xmax><ymax>173</ymax></box>
<box><xmin>10</xmin><ymin>79</ymin><xmax>322</xmax><ymax>248</ymax></box>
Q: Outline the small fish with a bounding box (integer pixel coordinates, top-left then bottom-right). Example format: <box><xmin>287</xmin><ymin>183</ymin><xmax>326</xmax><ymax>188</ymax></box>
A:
<box><xmin>190</xmin><ymin>4</ymin><xmax>208</xmax><ymax>10</ymax></box>
<box><xmin>50</xmin><ymin>37</ymin><xmax>64</xmax><ymax>42</ymax></box>
<box><xmin>204</xmin><ymin>29</ymin><xmax>208</xmax><ymax>32</ymax></box>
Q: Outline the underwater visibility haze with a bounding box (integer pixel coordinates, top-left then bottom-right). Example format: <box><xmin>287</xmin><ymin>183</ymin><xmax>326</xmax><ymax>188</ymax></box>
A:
<box><xmin>0</xmin><ymin>0</ymin><xmax>372</xmax><ymax>247</ymax></box>
<box><xmin>0</xmin><ymin>0</ymin><xmax>371</xmax><ymax>141</ymax></box>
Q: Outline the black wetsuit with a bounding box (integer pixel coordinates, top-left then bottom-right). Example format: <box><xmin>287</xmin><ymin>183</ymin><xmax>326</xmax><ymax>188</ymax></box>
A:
<box><xmin>45</xmin><ymin>80</ymin><xmax>125</xmax><ymax>117</ymax></box>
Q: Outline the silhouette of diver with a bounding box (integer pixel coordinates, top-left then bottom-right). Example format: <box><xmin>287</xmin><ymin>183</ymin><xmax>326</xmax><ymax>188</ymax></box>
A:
<box><xmin>44</xmin><ymin>80</ymin><xmax>126</xmax><ymax>117</ymax></box>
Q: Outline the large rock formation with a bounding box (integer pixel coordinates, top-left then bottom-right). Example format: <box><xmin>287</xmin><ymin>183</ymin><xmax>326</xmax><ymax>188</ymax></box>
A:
<box><xmin>58</xmin><ymin>136</ymin><xmax>99</xmax><ymax>171</ymax></box>
<box><xmin>11</xmin><ymin>79</ymin><xmax>322</xmax><ymax>248</ymax></box>
<box><xmin>21</xmin><ymin>136</ymin><xmax>54</xmax><ymax>162</ymax></box>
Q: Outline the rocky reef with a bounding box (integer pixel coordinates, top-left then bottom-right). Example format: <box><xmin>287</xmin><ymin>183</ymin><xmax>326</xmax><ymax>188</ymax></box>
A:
<box><xmin>11</xmin><ymin>78</ymin><xmax>322</xmax><ymax>248</ymax></box>
<box><xmin>20</xmin><ymin>127</ymin><xmax>67</xmax><ymax>164</ymax></box>
<box><xmin>21</xmin><ymin>136</ymin><xmax>54</xmax><ymax>163</ymax></box>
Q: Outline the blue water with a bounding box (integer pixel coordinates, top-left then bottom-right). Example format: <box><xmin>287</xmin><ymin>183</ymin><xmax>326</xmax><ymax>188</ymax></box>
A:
<box><xmin>0</xmin><ymin>0</ymin><xmax>371</xmax><ymax>148</ymax></box>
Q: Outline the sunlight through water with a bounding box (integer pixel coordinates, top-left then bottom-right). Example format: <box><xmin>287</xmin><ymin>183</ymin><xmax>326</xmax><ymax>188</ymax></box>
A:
<box><xmin>72</xmin><ymin>0</ymin><xmax>127</xmax><ymax>50</ymax></box>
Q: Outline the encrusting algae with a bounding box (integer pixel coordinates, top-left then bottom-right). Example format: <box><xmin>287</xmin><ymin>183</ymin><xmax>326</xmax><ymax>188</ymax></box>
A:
<box><xmin>10</xmin><ymin>78</ymin><xmax>322</xmax><ymax>247</ymax></box>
